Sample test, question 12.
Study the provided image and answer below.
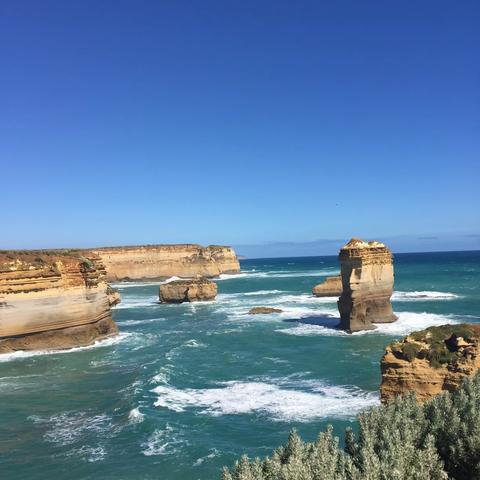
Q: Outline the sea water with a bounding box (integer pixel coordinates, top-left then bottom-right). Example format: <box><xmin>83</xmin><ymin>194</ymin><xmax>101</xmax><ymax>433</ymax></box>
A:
<box><xmin>1</xmin><ymin>251</ymin><xmax>479</xmax><ymax>479</ymax></box>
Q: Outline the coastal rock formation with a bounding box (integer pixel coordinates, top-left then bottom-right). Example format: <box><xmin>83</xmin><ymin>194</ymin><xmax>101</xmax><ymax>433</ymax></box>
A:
<box><xmin>338</xmin><ymin>238</ymin><xmax>397</xmax><ymax>332</ymax></box>
<box><xmin>0</xmin><ymin>251</ymin><xmax>118</xmax><ymax>353</ymax></box>
<box><xmin>92</xmin><ymin>244</ymin><xmax>240</xmax><ymax>281</ymax></box>
<box><xmin>312</xmin><ymin>276</ymin><xmax>342</xmax><ymax>297</ymax></box>
<box><xmin>381</xmin><ymin>324</ymin><xmax>480</xmax><ymax>403</ymax></box>
<box><xmin>248</xmin><ymin>307</ymin><xmax>283</xmax><ymax>315</ymax></box>
<box><xmin>159</xmin><ymin>278</ymin><xmax>217</xmax><ymax>303</ymax></box>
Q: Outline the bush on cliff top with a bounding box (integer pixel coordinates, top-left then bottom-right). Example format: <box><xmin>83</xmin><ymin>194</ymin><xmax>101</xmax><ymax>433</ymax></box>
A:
<box><xmin>222</xmin><ymin>374</ymin><xmax>480</xmax><ymax>480</ymax></box>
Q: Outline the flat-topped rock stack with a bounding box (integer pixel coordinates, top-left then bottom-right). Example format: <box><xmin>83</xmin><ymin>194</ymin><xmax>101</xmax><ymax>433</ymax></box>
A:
<box><xmin>0</xmin><ymin>250</ymin><xmax>118</xmax><ymax>353</ymax></box>
<box><xmin>312</xmin><ymin>275</ymin><xmax>342</xmax><ymax>297</ymax></box>
<box><xmin>381</xmin><ymin>324</ymin><xmax>480</xmax><ymax>403</ymax></box>
<box><xmin>91</xmin><ymin>244</ymin><xmax>240</xmax><ymax>281</ymax></box>
<box><xmin>159</xmin><ymin>278</ymin><xmax>217</xmax><ymax>303</ymax></box>
<box><xmin>338</xmin><ymin>238</ymin><xmax>397</xmax><ymax>332</ymax></box>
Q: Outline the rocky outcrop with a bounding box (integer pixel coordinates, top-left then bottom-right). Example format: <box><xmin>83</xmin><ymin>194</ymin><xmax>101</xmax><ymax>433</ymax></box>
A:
<box><xmin>312</xmin><ymin>276</ymin><xmax>342</xmax><ymax>297</ymax></box>
<box><xmin>159</xmin><ymin>278</ymin><xmax>217</xmax><ymax>303</ymax></box>
<box><xmin>91</xmin><ymin>244</ymin><xmax>240</xmax><ymax>281</ymax></box>
<box><xmin>338</xmin><ymin>238</ymin><xmax>397</xmax><ymax>332</ymax></box>
<box><xmin>248</xmin><ymin>307</ymin><xmax>283</xmax><ymax>314</ymax></box>
<box><xmin>0</xmin><ymin>251</ymin><xmax>118</xmax><ymax>353</ymax></box>
<box><xmin>380</xmin><ymin>324</ymin><xmax>480</xmax><ymax>403</ymax></box>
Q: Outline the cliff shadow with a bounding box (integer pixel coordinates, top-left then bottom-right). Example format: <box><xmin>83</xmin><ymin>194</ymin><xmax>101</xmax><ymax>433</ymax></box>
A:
<box><xmin>283</xmin><ymin>314</ymin><xmax>341</xmax><ymax>330</ymax></box>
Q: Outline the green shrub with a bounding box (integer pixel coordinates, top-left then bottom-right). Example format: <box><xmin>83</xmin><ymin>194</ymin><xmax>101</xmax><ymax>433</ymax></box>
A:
<box><xmin>222</xmin><ymin>374</ymin><xmax>480</xmax><ymax>480</ymax></box>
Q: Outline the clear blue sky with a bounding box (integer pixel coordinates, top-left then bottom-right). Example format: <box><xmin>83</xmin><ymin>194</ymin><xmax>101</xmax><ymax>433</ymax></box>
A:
<box><xmin>1</xmin><ymin>1</ymin><xmax>479</xmax><ymax>256</ymax></box>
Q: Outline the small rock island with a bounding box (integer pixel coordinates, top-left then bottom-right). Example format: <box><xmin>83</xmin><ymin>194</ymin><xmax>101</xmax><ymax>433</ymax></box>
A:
<box><xmin>312</xmin><ymin>275</ymin><xmax>342</xmax><ymax>297</ymax></box>
<box><xmin>159</xmin><ymin>278</ymin><xmax>217</xmax><ymax>303</ymax></box>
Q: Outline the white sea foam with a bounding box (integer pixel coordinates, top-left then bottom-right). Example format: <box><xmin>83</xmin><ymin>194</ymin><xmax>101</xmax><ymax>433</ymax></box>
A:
<box><xmin>152</xmin><ymin>380</ymin><xmax>378</xmax><ymax>421</ymax></box>
<box><xmin>128</xmin><ymin>407</ymin><xmax>145</xmax><ymax>424</ymax></box>
<box><xmin>142</xmin><ymin>425</ymin><xmax>186</xmax><ymax>456</ymax></box>
<box><xmin>276</xmin><ymin>311</ymin><xmax>459</xmax><ymax>337</ymax></box>
<box><xmin>65</xmin><ymin>445</ymin><xmax>107</xmax><ymax>462</ymax></box>
<box><xmin>114</xmin><ymin>295</ymin><xmax>159</xmax><ymax>309</ymax></box>
<box><xmin>0</xmin><ymin>333</ymin><xmax>131</xmax><ymax>363</ymax></box>
<box><xmin>110</xmin><ymin>281</ymin><xmax>160</xmax><ymax>289</ymax></box>
<box><xmin>193</xmin><ymin>449</ymin><xmax>220</xmax><ymax>467</ymax></box>
<box><xmin>217</xmin><ymin>269</ymin><xmax>339</xmax><ymax>280</ymax></box>
<box><xmin>392</xmin><ymin>291</ymin><xmax>460</xmax><ymax>301</ymax></box>
<box><xmin>29</xmin><ymin>411</ymin><xmax>116</xmax><ymax>446</ymax></box>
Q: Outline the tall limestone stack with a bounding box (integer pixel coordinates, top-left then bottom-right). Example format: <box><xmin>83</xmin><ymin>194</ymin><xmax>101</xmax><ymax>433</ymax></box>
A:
<box><xmin>338</xmin><ymin>238</ymin><xmax>397</xmax><ymax>332</ymax></box>
<box><xmin>0</xmin><ymin>251</ymin><xmax>118</xmax><ymax>353</ymax></box>
<box><xmin>91</xmin><ymin>244</ymin><xmax>240</xmax><ymax>281</ymax></box>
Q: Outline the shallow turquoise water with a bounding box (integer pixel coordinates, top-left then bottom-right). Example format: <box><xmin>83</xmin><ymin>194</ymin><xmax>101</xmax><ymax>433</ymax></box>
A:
<box><xmin>1</xmin><ymin>251</ymin><xmax>479</xmax><ymax>480</ymax></box>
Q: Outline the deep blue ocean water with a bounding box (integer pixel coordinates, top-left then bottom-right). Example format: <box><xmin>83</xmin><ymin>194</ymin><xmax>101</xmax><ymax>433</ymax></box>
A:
<box><xmin>1</xmin><ymin>251</ymin><xmax>479</xmax><ymax>480</ymax></box>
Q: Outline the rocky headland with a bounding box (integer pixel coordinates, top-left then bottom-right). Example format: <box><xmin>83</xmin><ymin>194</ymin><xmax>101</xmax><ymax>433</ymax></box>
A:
<box><xmin>337</xmin><ymin>238</ymin><xmax>397</xmax><ymax>332</ymax></box>
<box><xmin>91</xmin><ymin>244</ymin><xmax>240</xmax><ymax>281</ymax></box>
<box><xmin>159</xmin><ymin>278</ymin><xmax>217</xmax><ymax>303</ymax></box>
<box><xmin>380</xmin><ymin>323</ymin><xmax>480</xmax><ymax>403</ymax></box>
<box><xmin>0</xmin><ymin>251</ymin><xmax>118</xmax><ymax>353</ymax></box>
<box><xmin>312</xmin><ymin>275</ymin><xmax>342</xmax><ymax>297</ymax></box>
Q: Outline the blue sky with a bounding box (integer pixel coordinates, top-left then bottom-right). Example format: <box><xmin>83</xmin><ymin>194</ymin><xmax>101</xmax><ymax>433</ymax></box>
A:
<box><xmin>1</xmin><ymin>1</ymin><xmax>479</xmax><ymax>256</ymax></box>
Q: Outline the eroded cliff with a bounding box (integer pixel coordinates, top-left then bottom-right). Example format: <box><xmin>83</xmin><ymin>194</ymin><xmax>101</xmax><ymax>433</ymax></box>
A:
<box><xmin>381</xmin><ymin>324</ymin><xmax>480</xmax><ymax>403</ymax></box>
<box><xmin>338</xmin><ymin>238</ymin><xmax>397</xmax><ymax>332</ymax></box>
<box><xmin>0</xmin><ymin>251</ymin><xmax>118</xmax><ymax>353</ymax></box>
<box><xmin>159</xmin><ymin>278</ymin><xmax>217</xmax><ymax>303</ymax></box>
<box><xmin>312</xmin><ymin>276</ymin><xmax>342</xmax><ymax>297</ymax></box>
<box><xmin>92</xmin><ymin>244</ymin><xmax>240</xmax><ymax>281</ymax></box>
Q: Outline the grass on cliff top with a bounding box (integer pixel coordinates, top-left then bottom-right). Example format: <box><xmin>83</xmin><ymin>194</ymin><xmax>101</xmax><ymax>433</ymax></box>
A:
<box><xmin>394</xmin><ymin>324</ymin><xmax>480</xmax><ymax>368</ymax></box>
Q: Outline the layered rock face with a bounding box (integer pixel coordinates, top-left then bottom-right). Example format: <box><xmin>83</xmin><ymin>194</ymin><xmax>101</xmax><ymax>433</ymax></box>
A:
<box><xmin>312</xmin><ymin>276</ymin><xmax>342</xmax><ymax>297</ymax></box>
<box><xmin>159</xmin><ymin>278</ymin><xmax>217</xmax><ymax>303</ymax></box>
<box><xmin>381</xmin><ymin>324</ymin><xmax>480</xmax><ymax>403</ymax></box>
<box><xmin>92</xmin><ymin>244</ymin><xmax>240</xmax><ymax>281</ymax></box>
<box><xmin>0</xmin><ymin>251</ymin><xmax>118</xmax><ymax>353</ymax></box>
<box><xmin>338</xmin><ymin>238</ymin><xmax>397</xmax><ymax>332</ymax></box>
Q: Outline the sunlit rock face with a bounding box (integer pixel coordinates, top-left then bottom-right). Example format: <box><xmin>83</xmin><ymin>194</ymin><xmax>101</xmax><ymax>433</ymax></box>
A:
<box><xmin>159</xmin><ymin>278</ymin><xmax>217</xmax><ymax>303</ymax></box>
<box><xmin>0</xmin><ymin>251</ymin><xmax>118</xmax><ymax>353</ymax></box>
<box><xmin>337</xmin><ymin>238</ymin><xmax>397</xmax><ymax>332</ymax></box>
<box><xmin>381</xmin><ymin>324</ymin><xmax>480</xmax><ymax>403</ymax></box>
<box><xmin>91</xmin><ymin>244</ymin><xmax>240</xmax><ymax>281</ymax></box>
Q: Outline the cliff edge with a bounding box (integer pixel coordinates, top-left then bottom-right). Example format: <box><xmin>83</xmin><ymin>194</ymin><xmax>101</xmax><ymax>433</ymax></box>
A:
<box><xmin>381</xmin><ymin>324</ymin><xmax>480</xmax><ymax>403</ymax></box>
<box><xmin>0</xmin><ymin>251</ymin><xmax>118</xmax><ymax>353</ymax></box>
<box><xmin>91</xmin><ymin>244</ymin><xmax>240</xmax><ymax>281</ymax></box>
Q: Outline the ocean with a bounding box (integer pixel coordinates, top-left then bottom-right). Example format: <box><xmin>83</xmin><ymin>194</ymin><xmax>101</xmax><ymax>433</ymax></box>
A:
<box><xmin>1</xmin><ymin>251</ymin><xmax>479</xmax><ymax>480</ymax></box>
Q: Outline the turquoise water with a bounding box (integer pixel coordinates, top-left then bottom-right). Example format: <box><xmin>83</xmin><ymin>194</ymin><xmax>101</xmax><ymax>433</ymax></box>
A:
<box><xmin>1</xmin><ymin>251</ymin><xmax>480</xmax><ymax>480</ymax></box>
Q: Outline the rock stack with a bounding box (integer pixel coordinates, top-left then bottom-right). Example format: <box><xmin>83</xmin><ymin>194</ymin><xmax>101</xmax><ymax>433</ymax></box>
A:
<box><xmin>337</xmin><ymin>238</ymin><xmax>397</xmax><ymax>332</ymax></box>
<box><xmin>380</xmin><ymin>324</ymin><xmax>480</xmax><ymax>403</ymax></box>
<box><xmin>159</xmin><ymin>278</ymin><xmax>217</xmax><ymax>303</ymax></box>
<box><xmin>312</xmin><ymin>276</ymin><xmax>342</xmax><ymax>297</ymax></box>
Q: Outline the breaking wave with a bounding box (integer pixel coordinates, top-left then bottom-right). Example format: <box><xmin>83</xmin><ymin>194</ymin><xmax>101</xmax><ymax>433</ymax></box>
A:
<box><xmin>392</xmin><ymin>291</ymin><xmax>460</xmax><ymax>301</ymax></box>
<box><xmin>152</xmin><ymin>379</ymin><xmax>378</xmax><ymax>421</ymax></box>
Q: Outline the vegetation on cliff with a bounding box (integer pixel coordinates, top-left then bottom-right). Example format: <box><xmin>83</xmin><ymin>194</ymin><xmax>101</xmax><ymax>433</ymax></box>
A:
<box><xmin>222</xmin><ymin>374</ymin><xmax>480</xmax><ymax>480</ymax></box>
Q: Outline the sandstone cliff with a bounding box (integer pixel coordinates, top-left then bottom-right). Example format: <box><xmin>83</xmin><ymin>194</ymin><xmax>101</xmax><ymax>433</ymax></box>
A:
<box><xmin>312</xmin><ymin>276</ymin><xmax>342</xmax><ymax>297</ymax></box>
<box><xmin>0</xmin><ymin>251</ymin><xmax>118</xmax><ymax>353</ymax></box>
<box><xmin>92</xmin><ymin>244</ymin><xmax>240</xmax><ymax>281</ymax></box>
<box><xmin>381</xmin><ymin>324</ymin><xmax>480</xmax><ymax>403</ymax></box>
<box><xmin>159</xmin><ymin>278</ymin><xmax>217</xmax><ymax>303</ymax></box>
<box><xmin>338</xmin><ymin>238</ymin><xmax>397</xmax><ymax>332</ymax></box>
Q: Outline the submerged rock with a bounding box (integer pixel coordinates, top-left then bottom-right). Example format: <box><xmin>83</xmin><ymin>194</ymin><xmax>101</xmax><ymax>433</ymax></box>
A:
<box><xmin>159</xmin><ymin>278</ymin><xmax>217</xmax><ymax>303</ymax></box>
<box><xmin>312</xmin><ymin>276</ymin><xmax>342</xmax><ymax>297</ymax></box>
<box><xmin>338</xmin><ymin>238</ymin><xmax>397</xmax><ymax>332</ymax></box>
<box><xmin>248</xmin><ymin>307</ymin><xmax>283</xmax><ymax>315</ymax></box>
<box><xmin>381</xmin><ymin>324</ymin><xmax>480</xmax><ymax>403</ymax></box>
